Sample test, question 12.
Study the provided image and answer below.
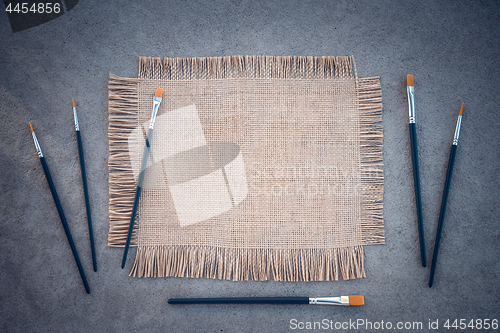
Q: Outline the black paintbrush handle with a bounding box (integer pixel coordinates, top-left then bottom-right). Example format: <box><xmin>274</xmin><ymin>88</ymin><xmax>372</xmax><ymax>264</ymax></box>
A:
<box><xmin>429</xmin><ymin>144</ymin><xmax>457</xmax><ymax>287</ymax></box>
<box><xmin>76</xmin><ymin>131</ymin><xmax>97</xmax><ymax>272</ymax></box>
<box><xmin>168</xmin><ymin>297</ymin><xmax>310</xmax><ymax>305</ymax></box>
<box><xmin>121</xmin><ymin>185</ymin><xmax>142</xmax><ymax>268</ymax></box>
<box><xmin>121</xmin><ymin>128</ymin><xmax>152</xmax><ymax>268</ymax></box>
<box><xmin>409</xmin><ymin>123</ymin><xmax>427</xmax><ymax>267</ymax></box>
<box><xmin>39</xmin><ymin>156</ymin><xmax>90</xmax><ymax>294</ymax></box>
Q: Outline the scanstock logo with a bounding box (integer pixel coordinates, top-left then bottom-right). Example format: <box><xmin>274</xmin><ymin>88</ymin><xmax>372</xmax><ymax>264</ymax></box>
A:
<box><xmin>3</xmin><ymin>0</ymin><xmax>79</xmax><ymax>32</ymax></box>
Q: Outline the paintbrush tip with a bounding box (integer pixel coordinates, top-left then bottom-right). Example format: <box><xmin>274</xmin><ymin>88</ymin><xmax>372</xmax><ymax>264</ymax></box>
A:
<box><xmin>155</xmin><ymin>88</ymin><xmax>163</xmax><ymax>97</ymax></box>
<box><xmin>459</xmin><ymin>103</ymin><xmax>463</xmax><ymax>116</ymax></box>
<box><xmin>407</xmin><ymin>74</ymin><xmax>414</xmax><ymax>87</ymax></box>
<box><xmin>29</xmin><ymin>122</ymin><xmax>34</xmax><ymax>132</ymax></box>
<box><xmin>72</xmin><ymin>99</ymin><xmax>75</xmax><ymax>107</ymax></box>
<box><xmin>349</xmin><ymin>295</ymin><xmax>364</xmax><ymax>306</ymax></box>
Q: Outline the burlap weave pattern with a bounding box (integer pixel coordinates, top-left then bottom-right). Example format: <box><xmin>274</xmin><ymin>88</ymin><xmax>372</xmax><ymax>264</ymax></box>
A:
<box><xmin>108</xmin><ymin>56</ymin><xmax>384</xmax><ymax>281</ymax></box>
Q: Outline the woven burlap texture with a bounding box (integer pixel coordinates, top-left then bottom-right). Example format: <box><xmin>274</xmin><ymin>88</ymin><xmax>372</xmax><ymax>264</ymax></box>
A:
<box><xmin>108</xmin><ymin>56</ymin><xmax>384</xmax><ymax>281</ymax></box>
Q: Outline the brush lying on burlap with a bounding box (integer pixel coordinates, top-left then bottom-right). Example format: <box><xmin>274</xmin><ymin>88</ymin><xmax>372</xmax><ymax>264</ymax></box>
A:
<box><xmin>108</xmin><ymin>55</ymin><xmax>384</xmax><ymax>281</ymax></box>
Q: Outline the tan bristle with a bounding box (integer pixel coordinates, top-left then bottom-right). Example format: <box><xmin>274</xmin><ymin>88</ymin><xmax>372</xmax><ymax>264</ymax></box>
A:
<box><xmin>29</xmin><ymin>122</ymin><xmax>34</xmax><ymax>132</ymax></box>
<box><xmin>155</xmin><ymin>88</ymin><xmax>163</xmax><ymax>97</ymax></box>
<box><xmin>348</xmin><ymin>295</ymin><xmax>364</xmax><ymax>306</ymax></box>
<box><xmin>407</xmin><ymin>74</ymin><xmax>414</xmax><ymax>87</ymax></box>
<box><xmin>459</xmin><ymin>103</ymin><xmax>463</xmax><ymax>116</ymax></box>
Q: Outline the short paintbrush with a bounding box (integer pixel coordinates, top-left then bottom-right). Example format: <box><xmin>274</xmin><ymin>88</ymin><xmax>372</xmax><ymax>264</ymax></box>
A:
<box><xmin>30</xmin><ymin>123</ymin><xmax>90</xmax><ymax>294</ymax></box>
<box><xmin>121</xmin><ymin>88</ymin><xmax>163</xmax><ymax>268</ymax></box>
<box><xmin>429</xmin><ymin>103</ymin><xmax>464</xmax><ymax>287</ymax></box>
<box><xmin>407</xmin><ymin>74</ymin><xmax>427</xmax><ymax>267</ymax></box>
<box><xmin>168</xmin><ymin>295</ymin><xmax>364</xmax><ymax>306</ymax></box>
<box><xmin>72</xmin><ymin>99</ymin><xmax>97</xmax><ymax>272</ymax></box>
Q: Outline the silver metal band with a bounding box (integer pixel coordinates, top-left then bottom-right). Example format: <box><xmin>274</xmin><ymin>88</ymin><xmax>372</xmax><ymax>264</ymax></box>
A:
<box><xmin>149</xmin><ymin>97</ymin><xmax>162</xmax><ymax>129</ymax></box>
<box><xmin>32</xmin><ymin>132</ymin><xmax>43</xmax><ymax>157</ymax></box>
<box><xmin>453</xmin><ymin>115</ymin><xmax>462</xmax><ymax>145</ymax></box>
<box><xmin>407</xmin><ymin>86</ymin><xmax>415</xmax><ymax>124</ymax></box>
<box><xmin>73</xmin><ymin>106</ymin><xmax>79</xmax><ymax>131</ymax></box>
<box><xmin>309</xmin><ymin>296</ymin><xmax>349</xmax><ymax>306</ymax></box>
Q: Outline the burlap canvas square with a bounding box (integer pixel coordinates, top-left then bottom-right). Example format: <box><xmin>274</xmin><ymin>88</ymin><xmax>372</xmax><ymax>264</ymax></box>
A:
<box><xmin>108</xmin><ymin>56</ymin><xmax>384</xmax><ymax>281</ymax></box>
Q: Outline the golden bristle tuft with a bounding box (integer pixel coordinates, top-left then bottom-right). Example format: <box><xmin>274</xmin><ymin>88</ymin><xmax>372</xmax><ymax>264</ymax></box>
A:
<box><xmin>155</xmin><ymin>88</ymin><xmax>163</xmax><ymax>97</ymax></box>
<box><xmin>407</xmin><ymin>74</ymin><xmax>414</xmax><ymax>87</ymax></box>
<box><xmin>349</xmin><ymin>295</ymin><xmax>364</xmax><ymax>306</ymax></box>
<box><xmin>459</xmin><ymin>103</ymin><xmax>463</xmax><ymax>116</ymax></box>
<box><xmin>29</xmin><ymin>122</ymin><xmax>34</xmax><ymax>132</ymax></box>
<box><xmin>72</xmin><ymin>99</ymin><xmax>75</xmax><ymax>107</ymax></box>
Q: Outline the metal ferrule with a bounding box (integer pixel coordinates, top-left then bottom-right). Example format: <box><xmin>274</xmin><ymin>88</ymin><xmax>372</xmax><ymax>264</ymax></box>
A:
<box><xmin>149</xmin><ymin>96</ymin><xmax>162</xmax><ymax>129</ymax></box>
<box><xmin>73</xmin><ymin>106</ymin><xmax>80</xmax><ymax>131</ymax></box>
<box><xmin>453</xmin><ymin>115</ymin><xmax>462</xmax><ymax>145</ymax></box>
<box><xmin>32</xmin><ymin>132</ymin><xmax>43</xmax><ymax>158</ymax></box>
<box><xmin>407</xmin><ymin>86</ymin><xmax>415</xmax><ymax>124</ymax></box>
<box><xmin>309</xmin><ymin>296</ymin><xmax>349</xmax><ymax>306</ymax></box>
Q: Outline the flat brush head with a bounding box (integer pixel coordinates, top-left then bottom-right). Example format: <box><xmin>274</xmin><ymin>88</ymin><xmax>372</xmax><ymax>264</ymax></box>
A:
<box><xmin>155</xmin><ymin>88</ymin><xmax>163</xmax><ymax>97</ymax></box>
<box><xmin>407</xmin><ymin>74</ymin><xmax>414</xmax><ymax>87</ymax></box>
<box><xmin>349</xmin><ymin>295</ymin><xmax>364</xmax><ymax>306</ymax></box>
<box><xmin>459</xmin><ymin>102</ymin><xmax>464</xmax><ymax>116</ymax></box>
<box><xmin>29</xmin><ymin>122</ymin><xmax>34</xmax><ymax>132</ymax></box>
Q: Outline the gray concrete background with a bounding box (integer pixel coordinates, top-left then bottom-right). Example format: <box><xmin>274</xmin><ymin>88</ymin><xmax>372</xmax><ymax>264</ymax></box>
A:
<box><xmin>1</xmin><ymin>1</ymin><xmax>499</xmax><ymax>332</ymax></box>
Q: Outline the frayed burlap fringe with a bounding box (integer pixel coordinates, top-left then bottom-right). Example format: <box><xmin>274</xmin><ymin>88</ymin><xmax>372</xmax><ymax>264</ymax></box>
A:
<box><xmin>138</xmin><ymin>55</ymin><xmax>356</xmax><ymax>80</ymax></box>
<box><xmin>108</xmin><ymin>74</ymin><xmax>140</xmax><ymax>247</ymax></box>
<box><xmin>357</xmin><ymin>77</ymin><xmax>385</xmax><ymax>245</ymax></box>
<box><xmin>130</xmin><ymin>245</ymin><xmax>365</xmax><ymax>281</ymax></box>
<box><xmin>108</xmin><ymin>56</ymin><xmax>384</xmax><ymax>281</ymax></box>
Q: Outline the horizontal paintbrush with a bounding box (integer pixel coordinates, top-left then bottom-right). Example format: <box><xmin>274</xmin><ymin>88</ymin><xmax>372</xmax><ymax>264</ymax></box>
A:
<box><xmin>168</xmin><ymin>295</ymin><xmax>364</xmax><ymax>306</ymax></box>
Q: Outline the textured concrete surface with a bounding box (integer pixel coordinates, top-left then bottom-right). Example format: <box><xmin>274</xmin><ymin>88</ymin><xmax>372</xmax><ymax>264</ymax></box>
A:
<box><xmin>1</xmin><ymin>1</ymin><xmax>499</xmax><ymax>332</ymax></box>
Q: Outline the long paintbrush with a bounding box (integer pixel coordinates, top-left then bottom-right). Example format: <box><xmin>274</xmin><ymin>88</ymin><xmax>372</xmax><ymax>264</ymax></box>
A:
<box><xmin>429</xmin><ymin>103</ymin><xmax>464</xmax><ymax>287</ymax></box>
<box><xmin>407</xmin><ymin>74</ymin><xmax>426</xmax><ymax>267</ymax></box>
<box><xmin>72</xmin><ymin>99</ymin><xmax>97</xmax><ymax>272</ymax></box>
<box><xmin>30</xmin><ymin>123</ymin><xmax>90</xmax><ymax>294</ymax></box>
<box><xmin>121</xmin><ymin>88</ymin><xmax>163</xmax><ymax>268</ymax></box>
<box><xmin>168</xmin><ymin>295</ymin><xmax>364</xmax><ymax>306</ymax></box>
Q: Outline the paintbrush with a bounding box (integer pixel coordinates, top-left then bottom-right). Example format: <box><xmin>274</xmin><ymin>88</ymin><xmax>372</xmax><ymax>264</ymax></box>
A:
<box><xmin>407</xmin><ymin>74</ymin><xmax>427</xmax><ymax>267</ymax></box>
<box><xmin>429</xmin><ymin>103</ymin><xmax>464</xmax><ymax>287</ymax></box>
<box><xmin>168</xmin><ymin>295</ymin><xmax>364</xmax><ymax>306</ymax></box>
<box><xmin>72</xmin><ymin>99</ymin><xmax>97</xmax><ymax>272</ymax></box>
<box><xmin>121</xmin><ymin>88</ymin><xmax>163</xmax><ymax>268</ymax></box>
<box><xmin>30</xmin><ymin>123</ymin><xmax>90</xmax><ymax>294</ymax></box>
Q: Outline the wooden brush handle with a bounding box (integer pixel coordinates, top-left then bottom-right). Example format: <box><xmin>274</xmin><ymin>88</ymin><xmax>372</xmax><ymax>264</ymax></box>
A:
<box><xmin>40</xmin><ymin>156</ymin><xmax>90</xmax><ymax>294</ymax></box>
<box><xmin>168</xmin><ymin>297</ymin><xmax>310</xmax><ymax>304</ymax></box>
<box><xmin>77</xmin><ymin>131</ymin><xmax>97</xmax><ymax>272</ymax></box>
<box><xmin>122</xmin><ymin>128</ymin><xmax>153</xmax><ymax>268</ymax></box>
<box><xmin>409</xmin><ymin>123</ymin><xmax>427</xmax><ymax>267</ymax></box>
<box><xmin>429</xmin><ymin>144</ymin><xmax>457</xmax><ymax>287</ymax></box>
